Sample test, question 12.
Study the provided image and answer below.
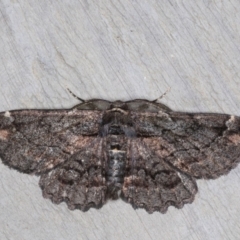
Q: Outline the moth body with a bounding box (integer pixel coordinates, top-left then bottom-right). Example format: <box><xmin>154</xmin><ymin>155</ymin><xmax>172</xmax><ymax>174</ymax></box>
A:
<box><xmin>0</xmin><ymin>99</ymin><xmax>239</xmax><ymax>213</ymax></box>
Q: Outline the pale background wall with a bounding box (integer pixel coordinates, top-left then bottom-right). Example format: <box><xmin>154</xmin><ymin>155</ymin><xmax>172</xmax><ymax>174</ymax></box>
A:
<box><xmin>0</xmin><ymin>1</ymin><xmax>240</xmax><ymax>240</ymax></box>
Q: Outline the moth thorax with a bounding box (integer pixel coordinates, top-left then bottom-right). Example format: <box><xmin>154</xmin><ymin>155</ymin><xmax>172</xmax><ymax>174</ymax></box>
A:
<box><xmin>108</xmin><ymin>124</ymin><xmax>124</xmax><ymax>135</ymax></box>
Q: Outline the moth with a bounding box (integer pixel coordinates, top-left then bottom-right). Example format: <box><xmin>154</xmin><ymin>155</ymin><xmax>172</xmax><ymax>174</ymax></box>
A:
<box><xmin>0</xmin><ymin>99</ymin><xmax>240</xmax><ymax>213</ymax></box>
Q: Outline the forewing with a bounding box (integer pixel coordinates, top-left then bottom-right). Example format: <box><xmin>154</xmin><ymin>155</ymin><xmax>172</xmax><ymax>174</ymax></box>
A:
<box><xmin>39</xmin><ymin>137</ymin><xmax>107</xmax><ymax>211</ymax></box>
<box><xmin>122</xmin><ymin>138</ymin><xmax>197</xmax><ymax>213</ymax></box>
<box><xmin>133</xmin><ymin>111</ymin><xmax>240</xmax><ymax>179</ymax></box>
<box><xmin>0</xmin><ymin>109</ymin><xmax>103</xmax><ymax>174</ymax></box>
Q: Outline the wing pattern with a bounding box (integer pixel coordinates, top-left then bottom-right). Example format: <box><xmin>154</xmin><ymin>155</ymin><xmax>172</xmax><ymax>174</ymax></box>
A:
<box><xmin>39</xmin><ymin>137</ymin><xmax>107</xmax><ymax>211</ymax></box>
<box><xmin>122</xmin><ymin>138</ymin><xmax>197</xmax><ymax>213</ymax></box>
<box><xmin>0</xmin><ymin>100</ymin><xmax>240</xmax><ymax>213</ymax></box>
<box><xmin>133</xmin><ymin>112</ymin><xmax>240</xmax><ymax>179</ymax></box>
<box><xmin>0</xmin><ymin>109</ymin><xmax>102</xmax><ymax>173</ymax></box>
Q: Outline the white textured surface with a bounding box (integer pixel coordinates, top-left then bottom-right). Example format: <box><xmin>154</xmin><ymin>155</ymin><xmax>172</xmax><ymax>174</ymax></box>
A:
<box><xmin>0</xmin><ymin>1</ymin><xmax>240</xmax><ymax>240</ymax></box>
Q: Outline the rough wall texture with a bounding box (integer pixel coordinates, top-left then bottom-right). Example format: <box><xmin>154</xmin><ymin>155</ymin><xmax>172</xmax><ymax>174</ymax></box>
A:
<box><xmin>0</xmin><ymin>1</ymin><xmax>240</xmax><ymax>240</ymax></box>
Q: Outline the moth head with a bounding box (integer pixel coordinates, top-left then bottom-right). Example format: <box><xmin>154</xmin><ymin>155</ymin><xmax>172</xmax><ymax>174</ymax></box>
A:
<box><xmin>73</xmin><ymin>99</ymin><xmax>128</xmax><ymax>111</ymax></box>
<box><xmin>110</xmin><ymin>101</ymin><xmax>128</xmax><ymax>110</ymax></box>
<box><xmin>73</xmin><ymin>99</ymin><xmax>171</xmax><ymax>113</ymax></box>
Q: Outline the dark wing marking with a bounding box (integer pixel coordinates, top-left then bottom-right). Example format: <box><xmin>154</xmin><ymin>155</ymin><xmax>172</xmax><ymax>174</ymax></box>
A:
<box><xmin>121</xmin><ymin>138</ymin><xmax>197</xmax><ymax>213</ymax></box>
<box><xmin>0</xmin><ymin>109</ymin><xmax>103</xmax><ymax>174</ymax></box>
<box><xmin>133</xmin><ymin>112</ymin><xmax>240</xmax><ymax>179</ymax></box>
<box><xmin>39</xmin><ymin>137</ymin><xmax>107</xmax><ymax>211</ymax></box>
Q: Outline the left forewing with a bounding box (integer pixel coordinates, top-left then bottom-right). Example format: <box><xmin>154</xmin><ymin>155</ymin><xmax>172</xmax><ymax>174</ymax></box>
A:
<box><xmin>0</xmin><ymin>109</ymin><xmax>103</xmax><ymax>174</ymax></box>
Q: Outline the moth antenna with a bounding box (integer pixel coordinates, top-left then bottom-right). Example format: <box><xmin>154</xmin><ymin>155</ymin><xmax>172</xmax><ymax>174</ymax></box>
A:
<box><xmin>153</xmin><ymin>87</ymin><xmax>171</xmax><ymax>103</ymax></box>
<box><xmin>67</xmin><ymin>88</ymin><xmax>85</xmax><ymax>103</ymax></box>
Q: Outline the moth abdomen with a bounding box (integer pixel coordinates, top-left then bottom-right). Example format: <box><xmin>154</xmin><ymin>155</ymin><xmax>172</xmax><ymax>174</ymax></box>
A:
<box><xmin>106</xmin><ymin>149</ymin><xmax>126</xmax><ymax>199</ymax></box>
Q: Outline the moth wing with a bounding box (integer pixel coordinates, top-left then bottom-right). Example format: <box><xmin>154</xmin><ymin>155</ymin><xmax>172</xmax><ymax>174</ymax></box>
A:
<box><xmin>0</xmin><ymin>109</ymin><xmax>103</xmax><ymax>174</ymax></box>
<box><xmin>39</xmin><ymin>137</ymin><xmax>108</xmax><ymax>211</ymax></box>
<box><xmin>121</xmin><ymin>139</ymin><xmax>197</xmax><ymax>213</ymax></box>
<box><xmin>134</xmin><ymin>112</ymin><xmax>240</xmax><ymax>179</ymax></box>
